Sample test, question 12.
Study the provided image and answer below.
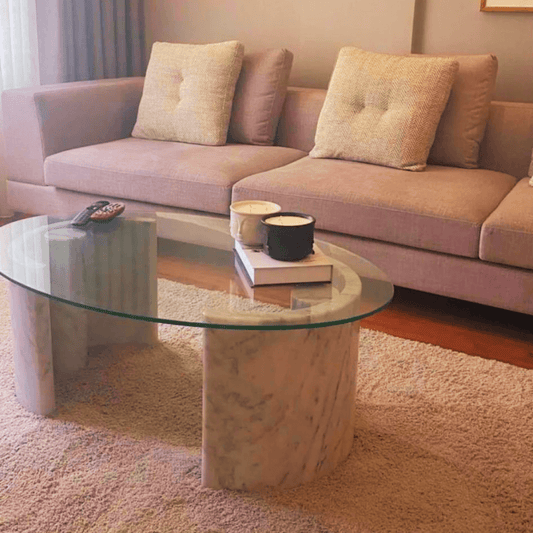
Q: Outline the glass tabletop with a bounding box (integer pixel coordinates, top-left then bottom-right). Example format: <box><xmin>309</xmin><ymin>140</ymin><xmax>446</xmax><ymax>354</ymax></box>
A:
<box><xmin>0</xmin><ymin>212</ymin><xmax>393</xmax><ymax>330</ymax></box>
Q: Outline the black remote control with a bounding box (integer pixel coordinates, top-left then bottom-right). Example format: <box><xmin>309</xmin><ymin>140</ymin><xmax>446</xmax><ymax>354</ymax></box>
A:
<box><xmin>71</xmin><ymin>201</ymin><xmax>110</xmax><ymax>226</ymax></box>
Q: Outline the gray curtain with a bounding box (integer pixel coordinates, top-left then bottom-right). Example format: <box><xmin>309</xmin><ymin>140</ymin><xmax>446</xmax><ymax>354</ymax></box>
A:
<box><xmin>37</xmin><ymin>0</ymin><xmax>145</xmax><ymax>84</ymax></box>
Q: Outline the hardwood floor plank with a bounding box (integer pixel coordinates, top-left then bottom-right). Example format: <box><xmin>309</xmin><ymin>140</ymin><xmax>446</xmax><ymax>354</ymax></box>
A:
<box><xmin>362</xmin><ymin>287</ymin><xmax>533</xmax><ymax>369</ymax></box>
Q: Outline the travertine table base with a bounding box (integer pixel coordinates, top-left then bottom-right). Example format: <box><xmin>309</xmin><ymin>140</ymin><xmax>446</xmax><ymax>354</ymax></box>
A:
<box><xmin>202</xmin><ymin>321</ymin><xmax>360</xmax><ymax>490</ymax></box>
<box><xmin>2</xmin><ymin>213</ymin><xmax>391</xmax><ymax>492</ymax></box>
<box><xmin>11</xmin><ymin>277</ymin><xmax>361</xmax><ymax>490</ymax></box>
<box><xmin>8</xmin><ymin>282</ymin><xmax>158</xmax><ymax>416</ymax></box>
<box><xmin>11</xmin><ymin>277</ymin><xmax>360</xmax><ymax>489</ymax></box>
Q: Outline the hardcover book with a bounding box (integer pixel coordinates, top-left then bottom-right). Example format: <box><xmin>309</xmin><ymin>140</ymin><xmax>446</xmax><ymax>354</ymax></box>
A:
<box><xmin>234</xmin><ymin>240</ymin><xmax>333</xmax><ymax>286</ymax></box>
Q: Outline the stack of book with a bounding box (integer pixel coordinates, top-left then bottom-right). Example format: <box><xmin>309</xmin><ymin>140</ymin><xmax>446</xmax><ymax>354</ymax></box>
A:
<box><xmin>234</xmin><ymin>240</ymin><xmax>333</xmax><ymax>286</ymax></box>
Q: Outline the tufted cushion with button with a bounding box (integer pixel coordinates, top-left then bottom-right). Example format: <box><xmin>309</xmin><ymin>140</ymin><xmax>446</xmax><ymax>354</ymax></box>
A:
<box><xmin>132</xmin><ymin>41</ymin><xmax>244</xmax><ymax>146</ymax></box>
<box><xmin>310</xmin><ymin>48</ymin><xmax>459</xmax><ymax>171</ymax></box>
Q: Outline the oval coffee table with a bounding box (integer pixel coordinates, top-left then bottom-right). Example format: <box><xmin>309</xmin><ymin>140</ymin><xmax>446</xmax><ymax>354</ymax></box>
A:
<box><xmin>0</xmin><ymin>211</ymin><xmax>393</xmax><ymax>490</ymax></box>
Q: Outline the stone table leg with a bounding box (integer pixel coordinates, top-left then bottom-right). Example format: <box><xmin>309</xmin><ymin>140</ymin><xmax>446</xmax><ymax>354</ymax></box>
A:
<box><xmin>87</xmin><ymin>312</ymin><xmax>158</xmax><ymax>348</ymax></box>
<box><xmin>8</xmin><ymin>282</ymin><xmax>56</xmax><ymax>415</ymax></box>
<box><xmin>202</xmin><ymin>321</ymin><xmax>360</xmax><ymax>490</ymax></box>
<box><xmin>8</xmin><ymin>285</ymin><xmax>158</xmax><ymax>416</ymax></box>
<box><xmin>7</xmin><ymin>217</ymin><xmax>159</xmax><ymax>415</ymax></box>
<box><xmin>50</xmin><ymin>299</ymin><xmax>89</xmax><ymax>376</ymax></box>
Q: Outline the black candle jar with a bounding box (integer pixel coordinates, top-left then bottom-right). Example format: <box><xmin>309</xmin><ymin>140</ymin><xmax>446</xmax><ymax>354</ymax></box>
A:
<box><xmin>261</xmin><ymin>212</ymin><xmax>315</xmax><ymax>261</ymax></box>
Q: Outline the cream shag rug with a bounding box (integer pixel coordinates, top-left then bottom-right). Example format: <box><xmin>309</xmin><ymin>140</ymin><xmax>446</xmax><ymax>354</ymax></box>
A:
<box><xmin>0</xmin><ymin>278</ymin><xmax>532</xmax><ymax>533</ymax></box>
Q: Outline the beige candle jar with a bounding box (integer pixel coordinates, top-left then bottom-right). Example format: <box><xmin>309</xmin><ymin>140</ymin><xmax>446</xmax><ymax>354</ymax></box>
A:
<box><xmin>230</xmin><ymin>200</ymin><xmax>282</xmax><ymax>246</ymax></box>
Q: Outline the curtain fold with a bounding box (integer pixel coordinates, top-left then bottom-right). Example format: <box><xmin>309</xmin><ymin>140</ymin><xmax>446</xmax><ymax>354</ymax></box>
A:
<box><xmin>57</xmin><ymin>0</ymin><xmax>145</xmax><ymax>83</ymax></box>
<box><xmin>0</xmin><ymin>0</ymin><xmax>38</xmax><ymax>92</ymax></box>
<box><xmin>0</xmin><ymin>0</ymin><xmax>38</xmax><ymax>217</ymax></box>
<box><xmin>1</xmin><ymin>0</ymin><xmax>145</xmax><ymax>216</ymax></box>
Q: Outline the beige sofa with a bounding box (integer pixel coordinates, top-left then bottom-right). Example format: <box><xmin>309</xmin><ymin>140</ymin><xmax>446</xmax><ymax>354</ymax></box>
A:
<box><xmin>3</xmin><ymin>72</ymin><xmax>533</xmax><ymax>315</ymax></box>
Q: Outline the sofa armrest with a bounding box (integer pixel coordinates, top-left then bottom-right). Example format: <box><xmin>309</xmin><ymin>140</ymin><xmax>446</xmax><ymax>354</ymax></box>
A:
<box><xmin>1</xmin><ymin>77</ymin><xmax>144</xmax><ymax>186</ymax></box>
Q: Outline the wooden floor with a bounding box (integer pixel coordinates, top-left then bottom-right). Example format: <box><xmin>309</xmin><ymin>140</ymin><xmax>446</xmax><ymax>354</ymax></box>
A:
<box><xmin>2</xmin><ymin>213</ymin><xmax>532</xmax><ymax>370</ymax></box>
<box><xmin>362</xmin><ymin>286</ymin><xmax>533</xmax><ymax>370</ymax></box>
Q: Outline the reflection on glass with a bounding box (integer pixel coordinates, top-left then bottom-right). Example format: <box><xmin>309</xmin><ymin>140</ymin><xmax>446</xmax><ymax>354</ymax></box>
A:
<box><xmin>0</xmin><ymin>213</ymin><xmax>393</xmax><ymax>329</ymax></box>
<box><xmin>1</xmin><ymin>217</ymin><xmax>157</xmax><ymax>317</ymax></box>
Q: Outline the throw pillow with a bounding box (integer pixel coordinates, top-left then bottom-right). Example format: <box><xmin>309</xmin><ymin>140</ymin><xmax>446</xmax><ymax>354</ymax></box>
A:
<box><xmin>310</xmin><ymin>47</ymin><xmax>459</xmax><ymax>171</ymax></box>
<box><xmin>132</xmin><ymin>41</ymin><xmax>244</xmax><ymax>146</ymax></box>
<box><xmin>426</xmin><ymin>54</ymin><xmax>498</xmax><ymax>168</ymax></box>
<box><xmin>229</xmin><ymin>49</ymin><xmax>294</xmax><ymax>146</ymax></box>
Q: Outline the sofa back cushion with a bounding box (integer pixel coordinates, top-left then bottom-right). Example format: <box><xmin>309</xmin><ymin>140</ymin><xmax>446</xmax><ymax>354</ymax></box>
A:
<box><xmin>229</xmin><ymin>49</ymin><xmax>293</xmax><ymax>146</ymax></box>
<box><xmin>275</xmin><ymin>87</ymin><xmax>326</xmax><ymax>153</ymax></box>
<box><xmin>310</xmin><ymin>47</ymin><xmax>458</xmax><ymax>171</ymax></box>
<box><xmin>132</xmin><ymin>41</ymin><xmax>244</xmax><ymax>146</ymax></box>
<box><xmin>276</xmin><ymin>90</ymin><xmax>533</xmax><ymax>180</ymax></box>
<box><xmin>479</xmin><ymin>101</ymin><xmax>533</xmax><ymax>178</ymax></box>
<box><xmin>426</xmin><ymin>54</ymin><xmax>498</xmax><ymax>169</ymax></box>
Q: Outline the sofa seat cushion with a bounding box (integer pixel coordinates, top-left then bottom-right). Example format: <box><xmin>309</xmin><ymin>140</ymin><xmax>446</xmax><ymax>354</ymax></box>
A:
<box><xmin>480</xmin><ymin>178</ymin><xmax>533</xmax><ymax>269</ymax></box>
<box><xmin>44</xmin><ymin>137</ymin><xmax>306</xmax><ymax>214</ymax></box>
<box><xmin>232</xmin><ymin>156</ymin><xmax>517</xmax><ymax>257</ymax></box>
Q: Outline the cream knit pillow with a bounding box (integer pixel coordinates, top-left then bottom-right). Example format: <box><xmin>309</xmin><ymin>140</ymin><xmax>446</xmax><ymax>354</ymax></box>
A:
<box><xmin>310</xmin><ymin>48</ymin><xmax>459</xmax><ymax>171</ymax></box>
<box><xmin>132</xmin><ymin>41</ymin><xmax>244</xmax><ymax>146</ymax></box>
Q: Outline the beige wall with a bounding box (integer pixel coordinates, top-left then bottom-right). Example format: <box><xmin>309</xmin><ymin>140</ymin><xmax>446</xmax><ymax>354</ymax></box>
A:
<box><xmin>144</xmin><ymin>0</ymin><xmax>416</xmax><ymax>89</ymax></box>
<box><xmin>414</xmin><ymin>0</ymin><xmax>533</xmax><ymax>102</ymax></box>
<box><xmin>145</xmin><ymin>0</ymin><xmax>533</xmax><ymax>103</ymax></box>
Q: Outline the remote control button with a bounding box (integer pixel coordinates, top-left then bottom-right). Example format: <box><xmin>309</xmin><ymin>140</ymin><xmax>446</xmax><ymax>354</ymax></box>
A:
<box><xmin>90</xmin><ymin>203</ymin><xmax>125</xmax><ymax>222</ymax></box>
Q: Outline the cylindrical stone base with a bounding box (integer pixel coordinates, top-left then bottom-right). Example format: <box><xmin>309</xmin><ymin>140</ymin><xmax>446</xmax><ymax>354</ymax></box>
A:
<box><xmin>202</xmin><ymin>321</ymin><xmax>360</xmax><ymax>490</ymax></box>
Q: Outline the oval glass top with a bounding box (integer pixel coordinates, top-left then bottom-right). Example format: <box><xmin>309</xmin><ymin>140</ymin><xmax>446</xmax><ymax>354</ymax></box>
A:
<box><xmin>0</xmin><ymin>213</ymin><xmax>393</xmax><ymax>330</ymax></box>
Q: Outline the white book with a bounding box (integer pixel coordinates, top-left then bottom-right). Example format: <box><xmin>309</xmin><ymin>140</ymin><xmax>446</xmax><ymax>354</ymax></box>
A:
<box><xmin>234</xmin><ymin>240</ymin><xmax>333</xmax><ymax>286</ymax></box>
<box><xmin>232</xmin><ymin>256</ymin><xmax>257</xmax><ymax>299</ymax></box>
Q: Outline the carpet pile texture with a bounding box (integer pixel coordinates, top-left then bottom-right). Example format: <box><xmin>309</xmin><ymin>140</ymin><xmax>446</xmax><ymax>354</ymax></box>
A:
<box><xmin>0</xmin><ymin>278</ymin><xmax>532</xmax><ymax>532</ymax></box>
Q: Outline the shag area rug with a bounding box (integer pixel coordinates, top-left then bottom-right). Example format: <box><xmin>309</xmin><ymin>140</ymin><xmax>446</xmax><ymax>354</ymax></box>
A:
<box><xmin>0</xmin><ymin>277</ymin><xmax>532</xmax><ymax>533</ymax></box>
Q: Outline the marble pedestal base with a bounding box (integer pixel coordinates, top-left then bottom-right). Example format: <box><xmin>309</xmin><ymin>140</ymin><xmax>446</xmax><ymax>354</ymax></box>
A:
<box><xmin>8</xmin><ymin>282</ymin><xmax>158</xmax><ymax>415</ymax></box>
<box><xmin>202</xmin><ymin>321</ymin><xmax>360</xmax><ymax>490</ymax></box>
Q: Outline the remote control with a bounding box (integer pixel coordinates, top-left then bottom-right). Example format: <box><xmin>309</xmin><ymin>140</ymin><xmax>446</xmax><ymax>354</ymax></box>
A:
<box><xmin>90</xmin><ymin>202</ymin><xmax>125</xmax><ymax>222</ymax></box>
<box><xmin>71</xmin><ymin>201</ymin><xmax>110</xmax><ymax>226</ymax></box>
